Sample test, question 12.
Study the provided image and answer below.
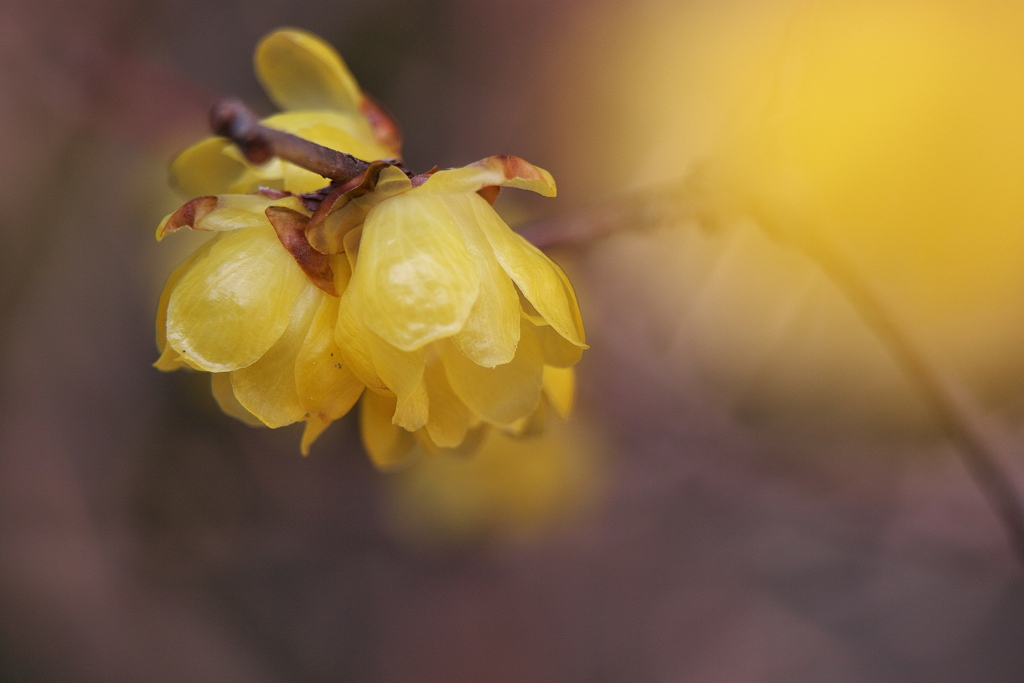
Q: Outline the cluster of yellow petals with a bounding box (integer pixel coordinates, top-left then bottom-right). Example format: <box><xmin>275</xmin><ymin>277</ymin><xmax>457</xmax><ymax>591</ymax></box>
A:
<box><xmin>154</xmin><ymin>29</ymin><xmax>586</xmax><ymax>467</ymax></box>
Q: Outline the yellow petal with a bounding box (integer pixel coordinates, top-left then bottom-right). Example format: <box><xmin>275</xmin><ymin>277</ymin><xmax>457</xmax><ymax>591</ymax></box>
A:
<box><xmin>155</xmin><ymin>238</ymin><xmax>215</xmax><ymax>368</ymax></box>
<box><xmin>365</xmin><ymin>324</ymin><xmax>425</xmax><ymax>400</ymax></box>
<box><xmin>307</xmin><ymin>165</ymin><xmax>412</xmax><ymax>254</ymax></box>
<box><xmin>443</xmin><ymin>195</ymin><xmax>521</xmax><ymax>367</ymax></box>
<box><xmin>230</xmin><ymin>285</ymin><xmax>322</xmax><ymax>427</ymax></box>
<box><xmin>335</xmin><ymin>288</ymin><xmax>387</xmax><ymax>391</ymax></box>
<box><xmin>153</xmin><ymin>344</ymin><xmax>185</xmax><ymax>372</ymax></box>
<box><xmin>441</xmin><ymin>321</ymin><xmax>544</xmax><ymax>426</ymax></box>
<box><xmin>157</xmin><ymin>194</ymin><xmax>307</xmax><ymax>241</ymax></box>
<box><xmin>294</xmin><ymin>294</ymin><xmax>364</xmax><ymax>422</ymax></box>
<box><xmin>542</xmin><ymin>366</ymin><xmax>575</xmax><ymax>419</ymax></box>
<box><xmin>166</xmin><ymin>225</ymin><xmax>307</xmax><ymax>372</ymax></box>
<box><xmin>264</xmin><ymin>111</ymin><xmax>392</xmax><ymax>161</ymax></box>
<box><xmin>423</xmin><ymin>360</ymin><xmax>472</xmax><ymax>448</ymax></box>
<box><xmin>335</xmin><ymin>298</ymin><xmax>384</xmax><ymax>389</ymax></box>
<box><xmin>501</xmin><ymin>403</ymin><xmax>546</xmax><ymax>438</ymax></box>
<box><xmin>550</xmin><ymin>257</ymin><xmax>587</xmax><ymax>350</ymax></box>
<box><xmin>300</xmin><ymin>415</ymin><xmax>333</xmax><ymax>456</ymax></box>
<box><xmin>255</xmin><ymin>28</ymin><xmax>363</xmax><ymax>114</ymax></box>
<box><xmin>203</xmin><ymin>195</ymin><xmax>306</xmax><ymax>231</ymax></box>
<box><xmin>329</xmin><ymin>217</ymin><xmax>395</xmax><ymax>393</ymax></box>
<box><xmin>416</xmin><ymin>423</ymin><xmax>488</xmax><ymax>458</ymax></box>
<box><xmin>355</xmin><ymin>193</ymin><xmax>480</xmax><ymax>350</ymax></box>
<box><xmin>211</xmin><ymin>372</ymin><xmax>264</xmax><ymax>427</ymax></box>
<box><xmin>168</xmin><ymin>137</ymin><xmax>251</xmax><ymax>197</ymax></box>
<box><xmin>393</xmin><ymin>378</ymin><xmax>429</xmax><ymax>432</ymax></box>
<box><xmin>469</xmin><ymin>194</ymin><xmax>587</xmax><ymax>348</ymax></box>
<box><xmin>536</xmin><ymin>323</ymin><xmax>583</xmax><ymax>368</ymax></box>
<box><xmin>418</xmin><ymin>155</ymin><xmax>556</xmax><ymax>197</ymax></box>
<box><xmin>360</xmin><ymin>391</ymin><xmax>417</xmax><ymax>470</ymax></box>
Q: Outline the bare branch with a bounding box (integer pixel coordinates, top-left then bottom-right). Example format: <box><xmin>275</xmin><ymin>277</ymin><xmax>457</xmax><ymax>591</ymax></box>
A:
<box><xmin>209</xmin><ymin>99</ymin><xmax>376</xmax><ymax>184</ymax></box>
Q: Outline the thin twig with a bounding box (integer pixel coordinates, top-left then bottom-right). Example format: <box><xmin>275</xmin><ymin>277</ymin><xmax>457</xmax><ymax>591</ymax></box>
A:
<box><xmin>209</xmin><ymin>99</ymin><xmax>374</xmax><ymax>183</ymax></box>
<box><xmin>518</xmin><ymin>170</ymin><xmax>721</xmax><ymax>250</ymax></box>
<box><xmin>792</xmin><ymin>227</ymin><xmax>1024</xmax><ymax>564</ymax></box>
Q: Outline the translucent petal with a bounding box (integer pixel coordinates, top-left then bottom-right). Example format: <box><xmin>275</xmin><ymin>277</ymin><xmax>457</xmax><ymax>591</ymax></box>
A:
<box><xmin>501</xmin><ymin>403</ymin><xmax>546</xmax><ymax>437</ymax></box>
<box><xmin>392</xmin><ymin>379</ymin><xmax>429</xmax><ymax>432</ymax></box>
<box><xmin>294</xmin><ymin>294</ymin><xmax>364</xmax><ymax>422</ymax></box>
<box><xmin>355</xmin><ymin>193</ymin><xmax>480</xmax><ymax>350</ymax></box>
<box><xmin>211</xmin><ymin>373</ymin><xmax>264</xmax><ymax>427</ymax></box>
<box><xmin>365</xmin><ymin>324</ymin><xmax>425</xmax><ymax>400</ymax></box>
<box><xmin>230</xmin><ymin>285</ymin><xmax>322</xmax><ymax>427</ymax></box>
<box><xmin>517</xmin><ymin>290</ymin><xmax>548</xmax><ymax>326</ymax></box>
<box><xmin>157</xmin><ymin>194</ymin><xmax>306</xmax><ymax>241</ymax></box>
<box><xmin>418</xmin><ymin>155</ymin><xmax>556</xmax><ymax>197</ymax></box>
<box><xmin>469</xmin><ymin>194</ymin><xmax>586</xmax><ymax>348</ymax></box>
<box><xmin>443</xmin><ymin>195</ymin><xmax>520</xmax><ymax>367</ymax></box>
<box><xmin>360</xmin><ymin>391</ymin><xmax>417</xmax><ymax>470</ymax></box>
<box><xmin>155</xmin><ymin>238</ymin><xmax>215</xmax><ymax>368</ymax></box>
<box><xmin>166</xmin><ymin>225</ymin><xmax>307</xmax><ymax>372</ymax></box>
<box><xmin>153</xmin><ymin>344</ymin><xmax>185</xmax><ymax>372</ymax></box>
<box><xmin>335</xmin><ymin>289</ymin><xmax>387</xmax><ymax>391</ymax></box>
<box><xmin>301</xmin><ymin>416</ymin><xmax>332</xmax><ymax>456</ymax></box>
<box><xmin>168</xmin><ymin>137</ymin><xmax>250</xmax><ymax>197</ymax></box>
<box><xmin>197</xmin><ymin>202</ymin><xmax>274</xmax><ymax>233</ymax></box>
<box><xmin>441</xmin><ymin>321</ymin><xmax>544</xmax><ymax>426</ymax></box>
<box><xmin>307</xmin><ymin>165</ymin><xmax>412</xmax><ymax>255</ymax></box>
<box><xmin>417</xmin><ymin>423</ymin><xmax>487</xmax><ymax>458</ymax></box>
<box><xmin>423</xmin><ymin>360</ymin><xmax>472</xmax><ymax>448</ymax></box>
<box><xmin>255</xmin><ymin>28</ymin><xmax>362</xmax><ymax>114</ymax></box>
<box><xmin>262</xmin><ymin>111</ymin><xmax>393</xmax><ymax>164</ymax></box>
<box><xmin>549</xmin><ymin>258</ymin><xmax>587</xmax><ymax>350</ymax></box>
<box><xmin>542</xmin><ymin>366</ymin><xmax>575</xmax><ymax>419</ymax></box>
<box><xmin>536</xmin><ymin>323</ymin><xmax>583</xmax><ymax>368</ymax></box>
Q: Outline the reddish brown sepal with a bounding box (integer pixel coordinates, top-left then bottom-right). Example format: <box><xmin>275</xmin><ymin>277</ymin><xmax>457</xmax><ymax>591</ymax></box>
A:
<box><xmin>265</xmin><ymin>206</ymin><xmax>338</xmax><ymax>296</ymax></box>
<box><xmin>410</xmin><ymin>167</ymin><xmax>439</xmax><ymax>188</ymax></box>
<box><xmin>305</xmin><ymin>160</ymin><xmax>391</xmax><ymax>246</ymax></box>
<box><xmin>360</xmin><ymin>94</ymin><xmax>402</xmax><ymax>157</ymax></box>
<box><xmin>158</xmin><ymin>196</ymin><xmax>218</xmax><ymax>239</ymax></box>
<box><xmin>488</xmin><ymin>154</ymin><xmax>546</xmax><ymax>182</ymax></box>
<box><xmin>477</xmin><ymin>186</ymin><xmax>501</xmax><ymax>205</ymax></box>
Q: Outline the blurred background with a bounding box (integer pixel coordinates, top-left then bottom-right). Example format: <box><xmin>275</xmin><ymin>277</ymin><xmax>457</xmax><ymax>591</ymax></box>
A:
<box><xmin>4</xmin><ymin>0</ymin><xmax>1024</xmax><ymax>680</ymax></box>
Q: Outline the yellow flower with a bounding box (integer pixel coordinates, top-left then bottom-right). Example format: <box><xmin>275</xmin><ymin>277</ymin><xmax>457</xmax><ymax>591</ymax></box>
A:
<box><xmin>308</xmin><ymin>156</ymin><xmax>587</xmax><ymax>467</ymax></box>
<box><xmin>168</xmin><ymin>28</ymin><xmax>400</xmax><ymax>197</ymax></box>
<box><xmin>154</xmin><ymin>28</ymin><xmax>587</xmax><ymax>464</ymax></box>
<box><xmin>154</xmin><ymin>192</ymin><xmax>364</xmax><ymax>454</ymax></box>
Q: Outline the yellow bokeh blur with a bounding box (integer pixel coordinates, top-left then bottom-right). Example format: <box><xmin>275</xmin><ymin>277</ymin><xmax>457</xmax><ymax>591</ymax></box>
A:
<box><xmin>384</xmin><ymin>413</ymin><xmax>602</xmax><ymax>546</ymax></box>
<box><xmin>561</xmin><ymin>0</ymin><xmax>1024</xmax><ymax>430</ymax></box>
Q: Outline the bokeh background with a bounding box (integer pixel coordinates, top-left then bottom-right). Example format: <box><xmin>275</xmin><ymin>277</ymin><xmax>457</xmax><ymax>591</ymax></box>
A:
<box><xmin>4</xmin><ymin>0</ymin><xmax>1024</xmax><ymax>680</ymax></box>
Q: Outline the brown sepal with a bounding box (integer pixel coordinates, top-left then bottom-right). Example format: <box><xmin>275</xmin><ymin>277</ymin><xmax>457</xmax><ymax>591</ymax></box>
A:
<box><xmin>158</xmin><ymin>196</ymin><xmax>218</xmax><ymax>239</ymax></box>
<box><xmin>360</xmin><ymin>94</ymin><xmax>402</xmax><ymax>157</ymax></box>
<box><xmin>265</xmin><ymin>206</ymin><xmax>338</xmax><ymax>296</ymax></box>
<box><xmin>485</xmin><ymin>154</ymin><xmax>547</xmax><ymax>182</ymax></box>
<box><xmin>411</xmin><ymin>166</ymin><xmax>439</xmax><ymax>188</ymax></box>
<box><xmin>304</xmin><ymin>160</ymin><xmax>392</xmax><ymax>251</ymax></box>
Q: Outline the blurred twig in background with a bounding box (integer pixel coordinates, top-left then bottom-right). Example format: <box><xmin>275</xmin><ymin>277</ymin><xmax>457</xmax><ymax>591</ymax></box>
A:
<box><xmin>522</xmin><ymin>173</ymin><xmax>1024</xmax><ymax>566</ymax></box>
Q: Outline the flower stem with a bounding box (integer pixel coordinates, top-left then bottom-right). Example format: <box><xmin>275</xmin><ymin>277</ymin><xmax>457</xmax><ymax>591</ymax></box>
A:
<box><xmin>209</xmin><ymin>99</ymin><xmax>374</xmax><ymax>183</ymax></box>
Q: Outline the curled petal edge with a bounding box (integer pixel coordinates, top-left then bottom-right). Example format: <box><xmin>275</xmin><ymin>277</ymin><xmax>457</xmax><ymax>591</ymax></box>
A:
<box><xmin>419</xmin><ymin>155</ymin><xmax>556</xmax><ymax>198</ymax></box>
<box><xmin>156</xmin><ymin>194</ymin><xmax>306</xmax><ymax>241</ymax></box>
